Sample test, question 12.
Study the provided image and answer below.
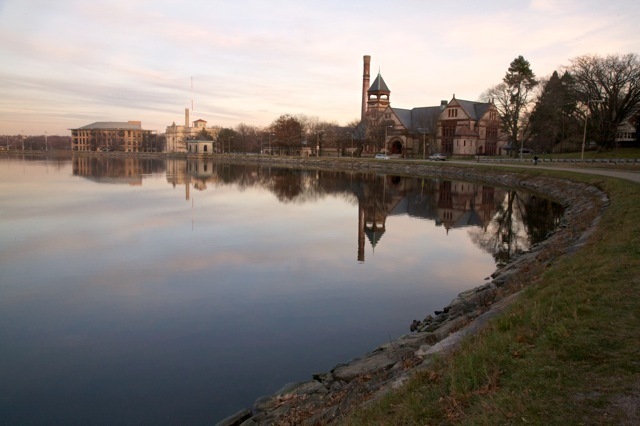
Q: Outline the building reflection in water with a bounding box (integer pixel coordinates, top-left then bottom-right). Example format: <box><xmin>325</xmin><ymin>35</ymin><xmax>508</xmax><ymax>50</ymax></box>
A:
<box><xmin>72</xmin><ymin>155</ymin><xmax>563</xmax><ymax>266</ymax></box>
<box><xmin>72</xmin><ymin>155</ymin><xmax>165</xmax><ymax>186</ymax></box>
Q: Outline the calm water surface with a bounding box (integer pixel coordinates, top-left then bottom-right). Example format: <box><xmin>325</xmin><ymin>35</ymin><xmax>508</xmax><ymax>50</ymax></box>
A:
<box><xmin>0</xmin><ymin>155</ymin><xmax>562</xmax><ymax>424</ymax></box>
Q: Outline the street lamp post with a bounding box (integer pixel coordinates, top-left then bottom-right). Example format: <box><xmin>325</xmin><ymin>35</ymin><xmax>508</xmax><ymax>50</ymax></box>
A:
<box><xmin>581</xmin><ymin>99</ymin><xmax>604</xmax><ymax>161</ymax></box>
<box><xmin>268</xmin><ymin>133</ymin><xmax>274</xmax><ymax>155</ymax></box>
<box><xmin>347</xmin><ymin>132</ymin><xmax>354</xmax><ymax>157</ymax></box>
<box><xmin>315</xmin><ymin>131</ymin><xmax>321</xmax><ymax>157</ymax></box>
<box><xmin>418</xmin><ymin>128</ymin><xmax>427</xmax><ymax>159</ymax></box>
<box><xmin>384</xmin><ymin>125</ymin><xmax>393</xmax><ymax>154</ymax></box>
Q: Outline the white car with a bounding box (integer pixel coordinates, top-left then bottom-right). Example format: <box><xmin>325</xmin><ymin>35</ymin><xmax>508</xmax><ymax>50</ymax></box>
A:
<box><xmin>375</xmin><ymin>153</ymin><xmax>390</xmax><ymax>160</ymax></box>
<box><xmin>429</xmin><ymin>153</ymin><xmax>447</xmax><ymax>161</ymax></box>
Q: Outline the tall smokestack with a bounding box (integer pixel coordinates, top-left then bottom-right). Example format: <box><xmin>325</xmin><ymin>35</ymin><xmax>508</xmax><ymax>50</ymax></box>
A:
<box><xmin>185</xmin><ymin>108</ymin><xmax>190</xmax><ymax>127</ymax></box>
<box><xmin>361</xmin><ymin>55</ymin><xmax>371</xmax><ymax>121</ymax></box>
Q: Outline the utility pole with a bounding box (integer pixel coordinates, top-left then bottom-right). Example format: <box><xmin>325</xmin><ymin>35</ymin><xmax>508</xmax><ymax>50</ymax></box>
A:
<box><xmin>418</xmin><ymin>128</ymin><xmax>427</xmax><ymax>159</ymax></box>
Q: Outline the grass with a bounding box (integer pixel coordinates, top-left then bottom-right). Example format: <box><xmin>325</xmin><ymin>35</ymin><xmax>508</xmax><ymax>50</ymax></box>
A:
<box><xmin>343</xmin><ymin>172</ymin><xmax>640</xmax><ymax>425</ymax></box>
<box><xmin>543</xmin><ymin>147</ymin><xmax>640</xmax><ymax>159</ymax></box>
<box><xmin>446</xmin><ymin>147</ymin><xmax>640</xmax><ymax>162</ymax></box>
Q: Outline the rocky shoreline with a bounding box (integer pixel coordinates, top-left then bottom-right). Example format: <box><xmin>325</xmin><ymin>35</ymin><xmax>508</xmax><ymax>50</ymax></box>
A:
<box><xmin>208</xmin><ymin>157</ymin><xmax>609</xmax><ymax>425</ymax></box>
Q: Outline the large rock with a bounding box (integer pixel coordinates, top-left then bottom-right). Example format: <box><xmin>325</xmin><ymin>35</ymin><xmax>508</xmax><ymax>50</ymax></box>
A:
<box><xmin>331</xmin><ymin>351</ymin><xmax>399</xmax><ymax>382</ymax></box>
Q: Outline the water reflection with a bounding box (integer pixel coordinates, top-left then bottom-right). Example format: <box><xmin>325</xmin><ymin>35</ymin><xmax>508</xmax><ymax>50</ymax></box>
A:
<box><xmin>72</xmin><ymin>155</ymin><xmax>563</xmax><ymax>265</ymax></box>
<box><xmin>1</xmin><ymin>154</ymin><xmax>564</xmax><ymax>424</ymax></box>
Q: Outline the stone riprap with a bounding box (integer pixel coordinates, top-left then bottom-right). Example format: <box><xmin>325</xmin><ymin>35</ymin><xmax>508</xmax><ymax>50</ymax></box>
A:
<box><xmin>216</xmin><ymin>157</ymin><xmax>608</xmax><ymax>426</ymax></box>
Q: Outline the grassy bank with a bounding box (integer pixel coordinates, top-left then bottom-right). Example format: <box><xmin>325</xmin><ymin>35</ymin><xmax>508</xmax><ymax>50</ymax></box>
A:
<box><xmin>344</xmin><ymin>172</ymin><xmax>640</xmax><ymax>424</ymax></box>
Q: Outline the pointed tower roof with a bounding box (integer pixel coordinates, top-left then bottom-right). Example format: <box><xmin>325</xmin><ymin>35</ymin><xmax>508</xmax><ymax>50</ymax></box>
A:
<box><xmin>368</xmin><ymin>72</ymin><xmax>390</xmax><ymax>94</ymax></box>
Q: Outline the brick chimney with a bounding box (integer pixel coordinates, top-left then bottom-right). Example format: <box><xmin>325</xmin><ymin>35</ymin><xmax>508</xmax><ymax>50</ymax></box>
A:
<box><xmin>361</xmin><ymin>55</ymin><xmax>371</xmax><ymax>121</ymax></box>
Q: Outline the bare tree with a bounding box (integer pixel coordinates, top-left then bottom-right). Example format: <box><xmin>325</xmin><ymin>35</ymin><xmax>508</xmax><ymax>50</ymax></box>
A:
<box><xmin>217</xmin><ymin>128</ymin><xmax>237</xmax><ymax>153</ymax></box>
<box><xmin>566</xmin><ymin>53</ymin><xmax>640</xmax><ymax>149</ymax></box>
<box><xmin>269</xmin><ymin>114</ymin><xmax>304</xmax><ymax>155</ymax></box>
<box><xmin>235</xmin><ymin>123</ymin><xmax>262</xmax><ymax>153</ymax></box>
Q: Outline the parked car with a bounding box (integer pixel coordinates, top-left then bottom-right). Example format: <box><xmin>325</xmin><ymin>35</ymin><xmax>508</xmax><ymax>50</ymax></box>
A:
<box><xmin>375</xmin><ymin>153</ymin><xmax>390</xmax><ymax>160</ymax></box>
<box><xmin>429</xmin><ymin>153</ymin><xmax>447</xmax><ymax>161</ymax></box>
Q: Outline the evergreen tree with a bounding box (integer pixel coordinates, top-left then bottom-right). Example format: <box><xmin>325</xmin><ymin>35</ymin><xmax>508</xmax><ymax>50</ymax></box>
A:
<box><xmin>502</xmin><ymin>56</ymin><xmax>538</xmax><ymax>155</ymax></box>
<box><xmin>529</xmin><ymin>71</ymin><xmax>579</xmax><ymax>153</ymax></box>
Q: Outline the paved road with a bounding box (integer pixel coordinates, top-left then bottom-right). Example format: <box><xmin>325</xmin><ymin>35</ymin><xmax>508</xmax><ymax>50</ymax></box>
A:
<box><xmin>449</xmin><ymin>160</ymin><xmax>640</xmax><ymax>184</ymax></box>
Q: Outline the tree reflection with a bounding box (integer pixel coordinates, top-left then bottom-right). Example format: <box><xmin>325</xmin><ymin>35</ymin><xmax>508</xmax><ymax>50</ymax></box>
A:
<box><xmin>72</xmin><ymin>156</ymin><xmax>564</xmax><ymax>264</ymax></box>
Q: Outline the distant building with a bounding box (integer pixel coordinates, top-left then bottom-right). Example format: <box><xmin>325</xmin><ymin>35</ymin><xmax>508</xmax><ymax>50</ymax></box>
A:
<box><xmin>615</xmin><ymin>118</ymin><xmax>639</xmax><ymax>147</ymax></box>
<box><xmin>165</xmin><ymin>109</ymin><xmax>219</xmax><ymax>153</ymax></box>
<box><xmin>357</xmin><ymin>55</ymin><xmax>506</xmax><ymax>157</ymax></box>
<box><xmin>187</xmin><ymin>140</ymin><xmax>215</xmax><ymax>154</ymax></box>
<box><xmin>70</xmin><ymin>121</ymin><xmax>156</xmax><ymax>152</ymax></box>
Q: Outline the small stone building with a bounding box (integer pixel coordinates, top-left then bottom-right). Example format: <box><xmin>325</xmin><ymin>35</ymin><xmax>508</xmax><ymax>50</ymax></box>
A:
<box><xmin>187</xmin><ymin>140</ymin><xmax>214</xmax><ymax>154</ymax></box>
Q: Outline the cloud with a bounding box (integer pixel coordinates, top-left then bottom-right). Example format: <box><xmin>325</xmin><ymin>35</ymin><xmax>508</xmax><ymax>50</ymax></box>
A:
<box><xmin>0</xmin><ymin>0</ymin><xmax>638</xmax><ymax>135</ymax></box>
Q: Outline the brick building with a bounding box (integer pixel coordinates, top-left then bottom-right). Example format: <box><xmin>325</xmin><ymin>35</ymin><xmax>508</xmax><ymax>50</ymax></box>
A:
<box><xmin>358</xmin><ymin>55</ymin><xmax>506</xmax><ymax>158</ymax></box>
<box><xmin>70</xmin><ymin>121</ymin><xmax>157</xmax><ymax>152</ymax></box>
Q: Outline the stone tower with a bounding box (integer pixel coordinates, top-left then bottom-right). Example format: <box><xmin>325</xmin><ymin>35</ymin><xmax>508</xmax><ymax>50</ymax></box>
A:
<box><xmin>367</xmin><ymin>71</ymin><xmax>390</xmax><ymax>117</ymax></box>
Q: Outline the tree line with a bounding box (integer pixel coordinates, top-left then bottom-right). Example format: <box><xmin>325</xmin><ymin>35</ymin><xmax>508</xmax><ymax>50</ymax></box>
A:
<box><xmin>209</xmin><ymin>52</ymin><xmax>640</xmax><ymax>157</ymax></box>
<box><xmin>1</xmin><ymin>135</ymin><xmax>72</xmax><ymax>151</ymax></box>
<box><xmin>482</xmin><ymin>53</ymin><xmax>640</xmax><ymax>154</ymax></box>
<box><xmin>190</xmin><ymin>114</ymin><xmax>363</xmax><ymax>156</ymax></box>
<box><xmin>4</xmin><ymin>53</ymin><xmax>638</xmax><ymax>156</ymax></box>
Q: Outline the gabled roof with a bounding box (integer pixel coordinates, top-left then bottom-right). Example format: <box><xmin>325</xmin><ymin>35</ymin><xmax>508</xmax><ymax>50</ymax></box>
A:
<box><xmin>389</xmin><ymin>106</ymin><xmax>441</xmax><ymax>133</ymax></box>
<box><xmin>368</xmin><ymin>73</ymin><xmax>390</xmax><ymax>93</ymax></box>
<box><xmin>455</xmin><ymin>99</ymin><xmax>492</xmax><ymax>121</ymax></box>
<box><xmin>410</xmin><ymin>107</ymin><xmax>441</xmax><ymax>133</ymax></box>
<box><xmin>75</xmin><ymin>121</ymin><xmax>143</xmax><ymax>130</ymax></box>
<box><xmin>391</xmin><ymin>107</ymin><xmax>413</xmax><ymax>129</ymax></box>
<box><xmin>453</xmin><ymin>209</ymin><xmax>484</xmax><ymax>228</ymax></box>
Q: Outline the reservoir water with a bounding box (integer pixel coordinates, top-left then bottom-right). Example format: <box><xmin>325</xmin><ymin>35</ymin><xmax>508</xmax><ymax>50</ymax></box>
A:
<box><xmin>0</xmin><ymin>155</ymin><xmax>562</xmax><ymax>424</ymax></box>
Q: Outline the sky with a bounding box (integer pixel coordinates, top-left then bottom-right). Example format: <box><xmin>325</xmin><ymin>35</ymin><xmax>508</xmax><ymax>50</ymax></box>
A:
<box><xmin>0</xmin><ymin>0</ymin><xmax>638</xmax><ymax>136</ymax></box>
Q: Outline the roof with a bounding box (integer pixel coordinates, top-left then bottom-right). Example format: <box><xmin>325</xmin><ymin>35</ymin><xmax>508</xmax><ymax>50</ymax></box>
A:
<box><xmin>73</xmin><ymin>121</ymin><xmax>144</xmax><ymax>130</ymax></box>
<box><xmin>455</xmin><ymin>99</ymin><xmax>492</xmax><ymax>120</ymax></box>
<box><xmin>410</xmin><ymin>107</ymin><xmax>441</xmax><ymax>133</ymax></box>
<box><xmin>455</xmin><ymin>124</ymin><xmax>478</xmax><ymax>137</ymax></box>
<box><xmin>368</xmin><ymin>73</ymin><xmax>390</xmax><ymax>93</ymax></box>
<box><xmin>390</xmin><ymin>106</ymin><xmax>442</xmax><ymax>133</ymax></box>
<box><xmin>453</xmin><ymin>209</ymin><xmax>484</xmax><ymax>228</ymax></box>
